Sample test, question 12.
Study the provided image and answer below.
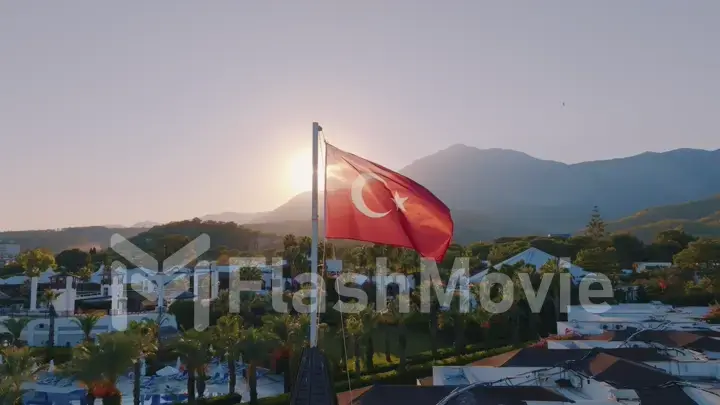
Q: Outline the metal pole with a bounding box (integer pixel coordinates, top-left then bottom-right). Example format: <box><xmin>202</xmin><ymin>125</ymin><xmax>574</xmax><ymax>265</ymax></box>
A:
<box><xmin>310</xmin><ymin>122</ymin><xmax>321</xmax><ymax>347</ymax></box>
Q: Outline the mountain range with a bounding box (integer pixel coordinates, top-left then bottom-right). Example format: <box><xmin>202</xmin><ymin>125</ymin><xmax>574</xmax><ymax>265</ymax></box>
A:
<box><xmin>3</xmin><ymin>145</ymin><xmax>720</xmax><ymax>251</ymax></box>
<box><xmin>232</xmin><ymin>145</ymin><xmax>720</xmax><ymax>241</ymax></box>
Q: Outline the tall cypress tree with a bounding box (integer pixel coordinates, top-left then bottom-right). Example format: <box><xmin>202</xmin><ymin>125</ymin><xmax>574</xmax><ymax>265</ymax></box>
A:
<box><xmin>585</xmin><ymin>205</ymin><xmax>606</xmax><ymax>239</ymax></box>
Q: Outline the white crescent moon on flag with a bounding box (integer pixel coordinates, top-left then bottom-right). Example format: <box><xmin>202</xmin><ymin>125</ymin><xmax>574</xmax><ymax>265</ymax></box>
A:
<box><xmin>351</xmin><ymin>173</ymin><xmax>391</xmax><ymax>218</ymax></box>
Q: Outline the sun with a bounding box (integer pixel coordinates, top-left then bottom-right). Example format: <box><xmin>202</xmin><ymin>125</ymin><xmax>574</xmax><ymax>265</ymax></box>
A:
<box><xmin>287</xmin><ymin>149</ymin><xmax>325</xmax><ymax>194</ymax></box>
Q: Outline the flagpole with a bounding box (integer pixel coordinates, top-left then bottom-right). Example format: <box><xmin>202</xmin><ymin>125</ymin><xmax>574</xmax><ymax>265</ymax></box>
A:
<box><xmin>310</xmin><ymin>121</ymin><xmax>321</xmax><ymax>348</ymax></box>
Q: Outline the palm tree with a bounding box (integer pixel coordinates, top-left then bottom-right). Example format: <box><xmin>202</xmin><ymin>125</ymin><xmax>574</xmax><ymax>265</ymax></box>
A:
<box><xmin>75</xmin><ymin>265</ymin><xmax>94</xmax><ymax>286</ymax></box>
<box><xmin>140</xmin><ymin>315</ymin><xmax>168</xmax><ymax>370</ymax></box>
<box><xmin>262</xmin><ymin>313</ymin><xmax>312</xmax><ymax>392</ymax></box>
<box><xmin>211</xmin><ymin>315</ymin><xmax>243</xmax><ymax>394</ymax></box>
<box><xmin>1</xmin><ymin>318</ymin><xmax>30</xmax><ymax>347</ymax></box>
<box><xmin>173</xmin><ymin>330</ymin><xmax>214</xmax><ymax>404</ymax></box>
<box><xmin>239</xmin><ymin>327</ymin><xmax>279</xmax><ymax>405</ymax></box>
<box><xmin>442</xmin><ymin>291</ymin><xmax>477</xmax><ymax>354</ymax></box>
<box><xmin>282</xmin><ymin>234</ymin><xmax>297</xmax><ymax>251</ymax></box>
<box><xmin>540</xmin><ymin>259</ymin><xmax>570</xmax><ymax>330</ymax></box>
<box><xmin>127</xmin><ymin>320</ymin><xmax>158</xmax><ymax>405</ymax></box>
<box><xmin>69</xmin><ymin>333</ymin><xmax>142</xmax><ymax>405</ymax></box>
<box><xmin>72</xmin><ymin>314</ymin><xmax>102</xmax><ymax>342</ymax></box>
<box><xmin>415</xmin><ymin>282</ymin><xmax>440</xmax><ymax>358</ymax></box>
<box><xmin>41</xmin><ymin>289</ymin><xmax>59</xmax><ymax>350</ymax></box>
<box><xmin>496</xmin><ymin>264</ymin><xmax>532</xmax><ymax>344</ymax></box>
<box><xmin>0</xmin><ymin>346</ymin><xmax>40</xmax><ymax>405</ymax></box>
<box><xmin>384</xmin><ymin>296</ymin><xmax>415</xmax><ymax>370</ymax></box>
<box><xmin>60</xmin><ymin>343</ymin><xmax>105</xmax><ymax>405</ymax></box>
<box><xmin>358</xmin><ymin>304</ymin><xmax>381</xmax><ymax>370</ymax></box>
<box><xmin>343</xmin><ymin>314</ymin><xmax>364</xmax><ymax>377</ymax></box>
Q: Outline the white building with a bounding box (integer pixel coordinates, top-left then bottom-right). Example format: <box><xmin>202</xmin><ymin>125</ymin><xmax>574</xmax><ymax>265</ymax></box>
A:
<box><xmin>634</xmin><ymin>262</ymin><xmax>673</xmax><ymax>272</ymax></box>
<box><xmin>559</xmin><ymin>304</ymin><xmax>716</xmax><ymax>336</ymax></box>
<box><xmin>468</xmin><ymin>247</ymin><xmax>591</xmax><ymax>285</ymax></box>
<box><xmin>416</xmin><ymin>304</ymin><xmax>720</xmax><ymax>405</ymax></box>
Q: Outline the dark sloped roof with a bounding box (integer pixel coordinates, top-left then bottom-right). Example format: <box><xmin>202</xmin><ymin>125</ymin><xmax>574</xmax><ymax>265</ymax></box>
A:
<box><xmin>571</xmin><ymin>352</ymin><xmax>679</xmax><ymax>389</ymax></box>
<box><xmin>471</xmin><ymin>347</ymin><xmax>669</xmax><ymax>367</ymax></box>
<box><xmin>585</xmin><ymin>329</ymin><xmax>720</xmax><ymax>352</ymax></box>
<box><xmin>636</xmin><ymin>386</ymin><xmax>700</xmax><ymax>405</ymax></box>
<box><xmin>686</xmin><ymin>329</ymin><xmax>720</xmax><ymax>338</ymax></box>
<box><xmin>633</xmin><ymin>331</ymin><xmax>720</xmax><ymax>352</ymax></box>
<box><xmin>353</xmin><ymin>385</ymin><xmax>572</xmax><ymax>405</ymax></box>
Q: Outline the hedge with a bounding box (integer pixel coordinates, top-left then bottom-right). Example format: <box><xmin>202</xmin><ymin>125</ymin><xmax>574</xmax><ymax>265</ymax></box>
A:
<box><xmin>339</xmin><ymin>341</ymin><xmax>490</xmax><ymax>377</ymax></box>
<box><xmin>334</xmin><ymin>343</ymin><xmax>525</xmax><ymax>391</ymax></box>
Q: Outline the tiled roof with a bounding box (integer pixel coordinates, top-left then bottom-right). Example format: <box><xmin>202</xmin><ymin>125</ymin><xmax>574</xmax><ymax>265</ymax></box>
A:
<box><xmin>336</xmin><ymin>387</ymin><xmax>373</xmax><ymax>405</ymax></box>
<box><xmin>634</xmin><ymin>330</ymin><xmax>720</xmax><ymax>352</ymax></box>
<box><xmin>350</xmin><ymin>385</ymin><xmax>572</xmax><ymax>405</ymax></box>
<box><xmin>570</xmin><ymin>352</ymin><xmax>679</xmax><ymax>389</ymax></box>
<box><xmin>584</xmin><ymin>329</ymin><xmax>720</xmax><ymax>352</ymax></box>
<box><xmin>635</xmin><ymin>386</ymin><xmax>700</xmax><ymax>405</ymax></box>
<box><xmin>470</xmin><ymin>347</ymin><xmax>669</xmax><ymax>367</ymax></box>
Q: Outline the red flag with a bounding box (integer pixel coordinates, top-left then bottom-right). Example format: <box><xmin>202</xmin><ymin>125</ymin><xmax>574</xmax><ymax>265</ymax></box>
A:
<box><xmin>324</xmin><ymin>143</ymin><xmax>453</xmax><ymax>261</ymax></box>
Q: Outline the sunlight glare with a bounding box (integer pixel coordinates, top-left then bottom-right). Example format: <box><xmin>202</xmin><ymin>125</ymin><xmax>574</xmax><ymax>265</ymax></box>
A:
<box><xmin>287</xmin><ymin>148</ymin><xmax>325</xmax><ymax>193</ymax></box>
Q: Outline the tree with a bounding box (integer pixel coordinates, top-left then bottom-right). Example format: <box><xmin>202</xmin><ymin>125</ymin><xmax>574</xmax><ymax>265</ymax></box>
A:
<box><xmin>173</xmin><ymin>330</ymin><xmax>215</xmax><ymax>404</ymax></box>
<box><xmin>384</xmin><ymin>296</ymin><xmax>415</xmax><ymax>370</ymax></box>
<box><xmin>71</xmin><ymin>314</ymin><xmax>102</xmax><ymax>342</ymax></box>
<box><xmin>75</xmin><ymin>265</ymin><xmax>94</xmax><ymax>283</ymax></box>
<box><xmin>610</xmin><ymin>233</ymin><xmax>646</xmax><ymax>268</ymax></box>
<box><xmin>240</xmin><ymin>327</ymin><xmax>279</xmax><ymax>405</ymax></box>
<box><xmin>343</xmin><ymin>313</ymin><xmax>364</xmax><ymax>378</ymax></box>
<box><xmin>212</xmin><ymin>315</ymin><xmax>243</xmax><ymax>394</ymax></box>
<box><xmin>55</xmin><ymin>249</ymin><xmax>91</xmax><ymax>274</ymax></box>
<box><xmin>238</xmin><ymin>267</ymin><xmax>262</xmax><ymax>281</ymax></box>
<box><xmin>67</xmin><ymin>333</ymin><xmax>141</xmax><ymax>405</ymax></box>
<box><xmin>646</xmin><ymin>240</ymin><xmax>683</xmax><ymax>262</ymax></box>
<box><xmin>0</xmin><ymin>318</ymin><xmax>30</xmax><ymax>347</ymax></box>
<box><xmin>487</xmin><ymin>241</ymin><xmax>530</xmax><ymax>265</ymax></box>
<box><xmin>17</xmin><ymin>249</ymin><xmax>56</xmax><ymax>278</ymax></box>
<box><xmin>42</xmin><ymin>289</ymin><xmax>59</xmax><ymax>350</ymax></box>
<box><xmin>262</xmin><ymin>313</ymin><xmax>313</xmax><ymax>392</ymax></box>
<box><xmin>59</xmin><ymin>343</ymin><xmax>104</xmax><ymax>405</ymax></box>
<box><xmin>126</xmin><ymin>321</ymin><xmax>158</xmax><ymax>405</ymax></box>
<box><xmin>575</xmin><ymin>247</ymin><xmax>618</xmax><ymax>273</ymax></box>
<box><xmin>357</xmin><ymin>304</ymin><xmax>382</xmax><ymax>371</ymax></box>
<box><xmin>0</xmin><ymin>347</ymin><xmax>40</xmax><ymax>405</ymax></box>
<box><xmin>585</xmin><ymin>206</ymin><xmax>606</xmax><ymax>239</ymax></box>
<box><xmin>674</xmin><ymin>238</ymin><xmax>720</xmax><ymax>272</ymax></box>
<box><xmin>656</xmin><ymin>229</ymin><xmax>696</xmax><ymax>249</ymax></box>
<box><xmin>539</xmin><ymin>259</ymin><xmax>569</xmax><ymax>329</ymax></box>
<box><xmin>414</xmin><ymin>281</ymin><xmax>440</xmax><ymax>358</ymax></box>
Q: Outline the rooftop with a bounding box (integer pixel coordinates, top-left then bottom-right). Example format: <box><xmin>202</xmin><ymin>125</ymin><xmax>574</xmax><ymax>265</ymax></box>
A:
<box><xmin>570</xmin><ymin>351</ymin><xmax>680</xmax><ymax>389</ymax></box>
<box><xmin>349</xmin><ymin>385</ymin><xmax>572</xmax><ymax>405</ymax></box>
<box><xmin>584</xmin><ymin>330</ymin><xmax>720</xmax><ymax>352</ymax></box>
<box><xmin>471</xmin><ymin>347</ymin><xmax>670</xmax><ymax>367</ymax></box>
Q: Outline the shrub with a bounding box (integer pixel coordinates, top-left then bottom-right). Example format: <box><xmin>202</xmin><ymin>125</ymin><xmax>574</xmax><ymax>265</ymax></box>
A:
<box><xmin>29</xmin><ymin>347</ymin><xmax>73</xmax><ymax>364</ymax></box>
<box><xmin>171</xmin><ymin>393</ymin><xmax>243</xmax><ymax>405</ymax></box>
<box><xmin>257</xmin><ymin>394</ymin><xmax>290</xmax><ymax>405</ymax></box>
<box><xmin>334</xmin><ymin>343</ymin><xmax>524</xmax><ymax>392</ymax></box>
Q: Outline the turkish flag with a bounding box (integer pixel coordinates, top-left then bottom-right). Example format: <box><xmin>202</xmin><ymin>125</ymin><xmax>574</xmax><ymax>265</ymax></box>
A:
<box><xmin>324</xmin><ymin>143</ymin><xmax>453</xmax><ymax>262</ymax></box>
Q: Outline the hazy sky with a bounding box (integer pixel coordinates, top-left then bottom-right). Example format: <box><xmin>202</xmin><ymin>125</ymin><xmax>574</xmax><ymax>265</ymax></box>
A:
<box><xmin>1</xmin><ymin>1</ymin><xmax>719</xmax><ymax>231</ymax></box>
